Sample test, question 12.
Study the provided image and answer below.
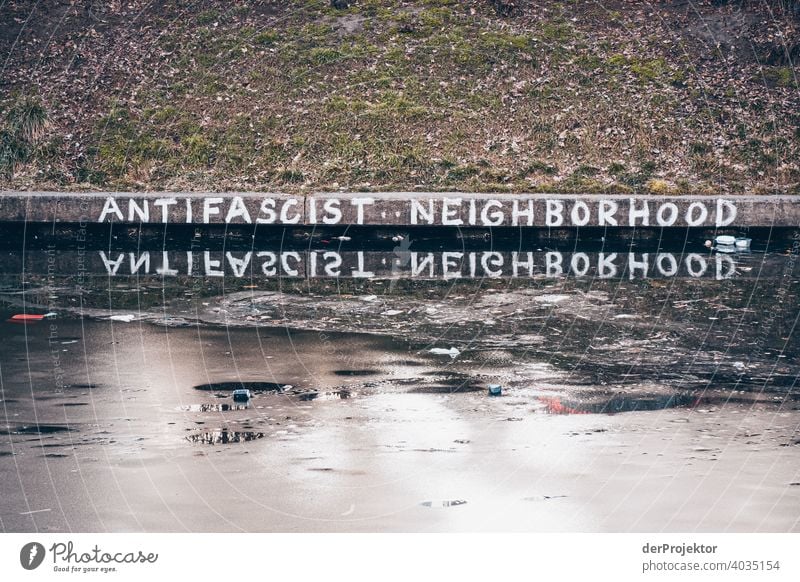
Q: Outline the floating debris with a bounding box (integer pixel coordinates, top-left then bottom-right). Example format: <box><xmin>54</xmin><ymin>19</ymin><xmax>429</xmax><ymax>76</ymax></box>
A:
<box><xmin>359</xmin><ymin>295</ymin><xmax>378</xmax><ymax>302</ymax></box>
<box><xmin>420</xmin><ymin>499</ymin><xmax>467</xmax><ymax>508</ymax></box>
<box><xmin>7</xmin><ymin>314</ymin><xmax>45</xmax><ymax>323</ymax></box>
<box><xmin>735</xmin><ymin>237</ymin><xmax>752</xmax><ymax>250</ymax></box>
<box><xmin>488</xmin><ymin>384</ymin><xmax>502</xmax><ymax>396</ymax></box>
<box><xmin>715</xmin><ymin>235</ymin><xmax>736</xmax><ymax>246</ymax></box>
<box><xmin>178</xmin><ymin>403</ymin><xmax>249</xmax><ymax>412</ymax></box>
<box><xmin>429</xmin><ymin>347</ymin><xmax>460</xmax><ymax>358</ymax></box>
<box><xmin>232</xmin><ymin>389</ymin><xmax>252</xmax><ymax>402</ymax></box>
<box><xmin>109</xmin><ymin>314</ymin><xmax>136</xmax><ymax>323</ymax></box>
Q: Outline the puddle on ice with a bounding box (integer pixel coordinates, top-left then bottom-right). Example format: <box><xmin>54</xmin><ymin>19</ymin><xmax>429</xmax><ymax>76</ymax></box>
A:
<box><xmin>193</xmin><ymin>382</ymin><xmax>290</xmax><ymax>392</ymax></box>
<box><xmin>333</xmin><ymin>370</ymin><xmax>379</xmax><ymax>376</ymax></box>
<box><xmin>294</xmin><ymin>389</ymin><xmax>356</xmax><ymax>401</ymax></box>
<box><xmin>186</xmin><ymin>429</ymin><xmax>265</xmax><ymax>445</ymax></box>
<box><xmin>409</xmin><ymin>383</ymin><xmax>483</xmax><ymax>394</ymax></box>
<box><xmin>178</xmin><ymin>403</ymin><xmax>250</xmax><ymax>412</ymax></box>
<box><xmin>538</xmin><ymin>391</ymin><xmax>800</xmax><ymax>415</ymax></box>
<box><xmin>0</xmin><ymin>424</ymin><xmax>75</xmax><ymax>436</ymax></box>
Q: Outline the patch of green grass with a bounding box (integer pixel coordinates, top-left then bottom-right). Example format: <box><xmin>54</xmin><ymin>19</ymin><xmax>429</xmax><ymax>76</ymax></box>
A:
<box><xmin>763</xmin><ymin>66</ymin><xmax>794</xmax><ymax>88</ymax></box>
<box><xmin>278</xmin><ymin>169</ymin><xmax>305</xmax><ymax>183</ymax></box>
<box><xmin>572</xmin><ymin>164</ymin><xmax>599</xmax><ymax>177</ymax></box>
<box><xmin>606</xmin><ymin>53</ymin><xmax>627</xmax><ymax>68</ymax></box>
<box><xmin>182</xmin><ymin>133</ymin><xmax>213</xmax><ymax>165</ymax></box>
<box><xmin>609</xmin><ymin>160</ymin><xmax>658</xmax><ymax>190</ymax></box>
<box><xmin>196</xmin><ymin>9</ymin><xmax>218</xmax><ymax>25</ymax></box>
<box><xmin>607</xmin><ymin>162</ymin><xmax>626</xmax><ymax>175</ymax></box>
<box><xmin>368</xmin><ymin>91</ymin><xmax>428</xmax><ymax>118</ymax></box>
<box><xmin>308</xmin><ymin>47</ymin><xmax>342</xmax><ymax>65</ymax></box>
<box><xmin>606</xmin><ymin>54</ymin><xmax>669</xmax><ymax>82</ymax></box>
<box><xmin>92</xmin><ymin>106</ymin><xmax>175</xmax><ymax>179</ymax></box>
<box><xmin>630</xmin><ymin>57</ymin><xmax>668</xmax><ymax>82</ymax></box>
<box><xmin>419</xmin><ymin>7</ymin><xmax>452</xmax><ymax>29</ymax></box>
<box><xmin>539</xmin><ymin>20</ymin><xmax>575</xmax><ymax>43</ymax></box>
<box><xmin>478</xmin><ymin>30</ymin><xmax>532</xmax><ymax>53</ymax></box>
<box><xmin>253</xmin><ymin>30</ymin><xmax>280</xmax><ymax>46</ymax></box>
<box><xmin>0</xmin><ymin>94</ymin><xmax>48</xmax><ymax>178</ymax></box>
<box><xmin>523</xmin><ymin>160</ymin><xmax>558</xmax><ymax>176</ymax></box>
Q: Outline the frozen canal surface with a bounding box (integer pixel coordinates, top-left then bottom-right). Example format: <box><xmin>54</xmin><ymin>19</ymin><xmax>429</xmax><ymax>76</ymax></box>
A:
<box><xmin>1</xmin><ymin>242</ymin><xmax>799</xmax><ymax>532</ymax></box>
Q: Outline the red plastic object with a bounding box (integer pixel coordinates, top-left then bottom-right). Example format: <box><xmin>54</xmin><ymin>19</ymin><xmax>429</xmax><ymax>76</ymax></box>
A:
<box><xmin>7</xmin><ymin>314</ymin><xmax>46</xmax><ymax>323</ymax></box>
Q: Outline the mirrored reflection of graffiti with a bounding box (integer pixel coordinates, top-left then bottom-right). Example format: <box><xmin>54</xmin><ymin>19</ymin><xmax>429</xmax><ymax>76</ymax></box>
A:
<box><xmin>2</xmin><ymin>249</ymin><xmax>768</xmax><ymax>281</ymax></box>
<box><xmin>94</xmin><ymin>249</ymin><xmax>740</xmax><ymax>280</ymax></box>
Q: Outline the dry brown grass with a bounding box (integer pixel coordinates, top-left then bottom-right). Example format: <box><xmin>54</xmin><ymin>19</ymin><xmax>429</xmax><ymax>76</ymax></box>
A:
<box><xmin>0</xmin><ymin>0</ymin><xmax>797</xmax><ymax>194</ymax></box>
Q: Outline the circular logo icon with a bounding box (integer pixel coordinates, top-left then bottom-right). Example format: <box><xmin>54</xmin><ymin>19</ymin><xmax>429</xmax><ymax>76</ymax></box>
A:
<box><xmin>20</xmin><ymin>542</ymin><xmax>46</xmax><ymax>570</ymax></box>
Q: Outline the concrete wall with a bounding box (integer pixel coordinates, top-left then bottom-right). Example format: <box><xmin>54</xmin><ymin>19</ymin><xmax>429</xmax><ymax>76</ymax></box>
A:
<box><xmin>1</xmin><ymin>192</ymin><xmax>799</xmax><ymax>228</ymax></box>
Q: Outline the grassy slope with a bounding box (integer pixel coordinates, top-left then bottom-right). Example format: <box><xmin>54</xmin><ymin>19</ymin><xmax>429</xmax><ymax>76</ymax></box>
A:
<box><xmin>0</xmin><ymin>0</ymin><xmax>798</xmax><ymax>194</ymax></box>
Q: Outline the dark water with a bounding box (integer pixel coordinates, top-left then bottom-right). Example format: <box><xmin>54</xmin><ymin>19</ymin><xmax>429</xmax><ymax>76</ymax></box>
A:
<box><xmin>1</xmin><ymin>237</ymin><xmax>799</xmax><ymax>532</ymax></box>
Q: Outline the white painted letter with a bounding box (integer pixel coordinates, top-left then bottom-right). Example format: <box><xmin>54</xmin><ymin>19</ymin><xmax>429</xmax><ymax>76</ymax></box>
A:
<box><xmin>280</xmin><ymin>199</ymin><xmax>301</xmax><ymax>224</ymax></box>
<box><xmin>629</xmin><ymin>198</ymin><xmax>649</xmax><ymax>226</ymax></box>
<box><xmin>686</xmin><ymin>202</ymin><xmax>708</xmax><ymax>227</ymax></box>
<box><xmin>225</xmin><ymin>197</ymin><xmax>251</xmax><ymax>224</ymax></box>
<box><xmin>322</xmin><ymin>199</ymin><xmax>342</xmax><ymax>224</ymax></box>
<box><xmin>154</xmin><ymin>198</ymin><xmax>177</xmax><ymax>223</ymax></box>
<box><xmin>546</xmin><ymin>200</ymin><xmax>564</xmax><ymax>227</ymax></box>
<box><xmin>98</xmin><ymin>197</ymin><xmax>123</xmax><ymax>222</ymax></box>
<box><xmin>127</xmin><ymin>199</ymin><xmax>149</xmax><ymax>222</ymax></box>
<box><xmin>411</xmin><ymin>199</ymin><xmax>435</xmax><ymax>225</ymax></box>
<box><xmin>570</xmin><ymin>201</ymin><xmax>591</xmax><ymax>226</ymax></box>
<box><xmin>656</xmin><ymin>203</ymin><xmax>678</xmax><ymax>226</ymax></box>
<box><xmin>716</xmin><ymin>199</ymin><xmax>737</xmax><ymax>227</ymax></box>
<box><xmin>598</xmin><ymin>200</ymin><xmax>618</xmax><ymax>226</ymax></box>
<box><xmin>257</xmin><ymin>199</ymin><xmax>277</xmax><ymax>224</ymax></box>
<box><xmin>480</xmin><ymin>200</ymin><xmax>504</xmax><ymax>226</ymax></box>
<box><xmin>512</xmin><ymin>200</ymin><xmax>534</xmax><ymax>226</ymax></box>
<box><xmin>442</xmin><ymin>198</ymin><xmax>463</xmax><ymax>226</ymax></box>
<box><xmin>350</xmin><ymin>198</ymin><xmax>374</xmax><ymax>225</ymax></box>
<box><xmin>203</xmin><ymin>198</ymin><xmax>223</xmax><ymax>223</ymax></box>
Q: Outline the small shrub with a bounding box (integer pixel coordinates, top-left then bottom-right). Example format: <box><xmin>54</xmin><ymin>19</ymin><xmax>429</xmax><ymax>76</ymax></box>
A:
<box><xmin>0</xmin><ymin>95</ymin><xmax>48</xmax><ymax>178</ymax></box>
